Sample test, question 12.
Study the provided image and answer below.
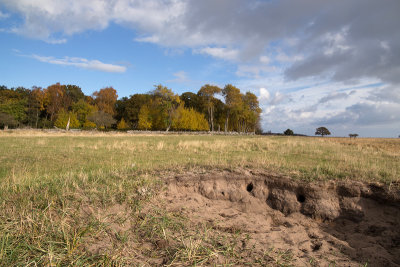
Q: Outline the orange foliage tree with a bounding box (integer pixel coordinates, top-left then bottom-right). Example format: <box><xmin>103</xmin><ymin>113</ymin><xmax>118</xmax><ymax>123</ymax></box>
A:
<box><xmin>93</xmin><ymin>87</ymin><xmax>118</xmax><ymax>115</ymax></box>
<box><xmin>44</xmin><ymin>83</ymin><xmax>70</xmax><ymax>121</ymax></box>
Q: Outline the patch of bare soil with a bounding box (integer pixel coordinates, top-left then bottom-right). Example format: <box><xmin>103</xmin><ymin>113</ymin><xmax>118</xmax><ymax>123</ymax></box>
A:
<box><xmin>161</xmin><ymin>169</ymin><xmax>400</xmax><ymax>266</ymax></box>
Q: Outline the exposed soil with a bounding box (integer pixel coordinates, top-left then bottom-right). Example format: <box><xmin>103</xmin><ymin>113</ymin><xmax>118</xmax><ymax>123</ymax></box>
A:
<box><xmin>161</xmin><ymin>169</ymin><xmax>400</xmax><ymax>266</ymax></box>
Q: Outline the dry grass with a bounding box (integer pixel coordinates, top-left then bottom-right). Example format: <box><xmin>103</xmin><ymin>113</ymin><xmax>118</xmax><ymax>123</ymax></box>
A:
<box><xmin>1</xmin><ymin>130</ymin><xmax>399</xmax><ymax>185</ymax></box>
<box><xmin>0</xmin><ymin>130</ymin><xmax>399</xmax><ymax>265</ymax></box>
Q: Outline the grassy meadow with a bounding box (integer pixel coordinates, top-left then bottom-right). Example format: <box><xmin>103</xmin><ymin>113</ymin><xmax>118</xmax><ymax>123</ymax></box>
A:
<box><xmin>0</xmin><ymin>130</ymin><xmax>399</xmax><ymax>265</ymax></box>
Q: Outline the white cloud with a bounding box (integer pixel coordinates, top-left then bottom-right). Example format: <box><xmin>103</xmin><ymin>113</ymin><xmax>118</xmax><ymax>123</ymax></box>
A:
<box><xmin>195</xmin><ymin>47</ymin><xmax>239</xmax><ymax>61</ymax></box>
<box><xmin>258</xmin><ymin>88</ymin><xmax>288</xmax><ymax>105</ymax></box>
<box><xmin>30</xmin><ymin>54</ymin><xmax>127</xmax><ymax>73</ymax></box>
<box><xmin>239</xmin><ymin>74</ymin><xmax>395</xmax><ymax>136</ymax></box>
<box><xmin>322</xmin><ymin>27</ymin><xmax>352</xmax><ymax>56</ymax></box>
<box><xmin>236</xmin><ymin>64</ymin><xmax>276</xmax><ymax>78</ymax></box>
<box><xmin>1</xmin><ymin>0</ymin><xmax>186</xmax><ymax>44</ymax></box>
<box><xmin>259</xmin><ymin>56</ymin><xmax>270</xmax><ymax>64</ymax></box>
<box><xmin>167</xmin><ymin>71</ymin><xmax>189</xmax><ymax>83</ymax></box>
<box><xmin>259</xmin><ymin>88</ymin><xmax>270</xmax><ymax>101</ymax></box>
<box><xmin>380</xmin><ymin>41</ymin><xmax>390</xmax><ymax>51</ymax></box>
<box><xmin>276</xmin><ymin>51</ymin><xmax>303</xmax><ymax>63</ymax></box>
<box><xmin>2</xmin><ymin>0</ymin><xmax>399</xmax><ymax>84</ymax></box>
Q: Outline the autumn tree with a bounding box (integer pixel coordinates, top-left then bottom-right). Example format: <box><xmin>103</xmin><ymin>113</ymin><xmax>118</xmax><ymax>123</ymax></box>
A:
<box><xmin>83</xmin><ymin>120</ymin><xmax>96</xmax><ymax>129</ymax></box>
<box><xmin>88</xmin><ymin>111</ymin><xmax>116</xmax><ymax>129</ymax></box>
<box><xmin>54</xmin><ymin>109</ymin><xmax>80</xmax><ymax>129</ymax></box>
<box><xmin>117</xmin><ymin>118</ymin><xmax>129</xmax><ymax>130</ymax></box>
<box><xmin>171</xmin><ymin>104</ymin><xmax>209</xmax><ymax>131</ymax></box>
<box><xmin>93</xmin><ymin>87</ymin><xmax>118</xmax><ymax>115</ymax></box>
<box><xmin>138</xmin><ymin>105</ymin><xmax>152</xmax><ymax>130</ymax></box>
<box><xmin>198</xmin><ymin>84</ymin><xmax>221</xmax><ymax>131</ymax></box>
<box><xmin>44</xmin><ymin>83</ymin><xmax>70</xmax><ymax>121</ymax></box>
<box><xmin>241</xmin><ymin>92</ymin><xmax>261</xmax><ymax>132</ymax></box>
<box><xmin>150</xmin><ymin>85</ymin><xmax>180</xmax><ymax>131</ymax></box>
<box><xmin>315</xmin><ymin>127</ymin><xmax>331</xmax><ymax>137</ymax></box>
<box><xmin>222</xmin><ymin>84</ymin><xmax>243</xmax><ymax>132</ymax></box>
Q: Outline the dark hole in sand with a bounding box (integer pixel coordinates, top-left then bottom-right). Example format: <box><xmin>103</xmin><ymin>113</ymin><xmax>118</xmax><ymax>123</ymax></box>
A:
<box><xmin>297</xmin><ymin>194</ymin><xmax>306</xmax><ymax>203</ymax></box>
<box><xmin>247</xmin><ymin>183</ymin><xmax>254</xmax><ymax>192</ymax></box>
<box><xmin>221</xmin><ymin>191</ymin><xmax>225</xmax><ymax>196</ymax></box>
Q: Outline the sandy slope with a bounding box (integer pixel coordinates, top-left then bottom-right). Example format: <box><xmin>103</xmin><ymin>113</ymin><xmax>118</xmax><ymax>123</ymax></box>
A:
<box><xmin>161</xmin><ymin>169</ymin><xmax>400</xmax><ymax>266</ymax></box>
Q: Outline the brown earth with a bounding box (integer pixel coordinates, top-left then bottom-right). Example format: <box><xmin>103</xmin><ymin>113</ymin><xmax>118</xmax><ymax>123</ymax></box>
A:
<box><xmin>161</xmin><ymin>169</ymin><xmax>400</xmax><ymax>266</ymax></box>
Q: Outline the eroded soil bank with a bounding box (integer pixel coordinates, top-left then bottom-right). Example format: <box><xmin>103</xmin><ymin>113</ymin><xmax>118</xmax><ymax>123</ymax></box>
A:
<box><xmin>161</xmin><ymin>170</ymin><xmax>400</xmax><ymax>266</ymax></box>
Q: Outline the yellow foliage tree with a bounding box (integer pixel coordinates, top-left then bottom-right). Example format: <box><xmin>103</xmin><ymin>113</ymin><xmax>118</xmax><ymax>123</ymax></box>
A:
<box><xmin>172</xmin><ymin>104</ymin><xmax>209</xmax><ymax>131</ymax></box>
<box><xmin>83</xmin><ymin>120</ymin><xmax>96</xmax><ymax>129</ymax></box>
<box><xmin>54</xmin><ymin>109</ymin><xmax>80</xmax><ymax>129</ymax></box>
<box><xmin>117</xmin><ymin>118</ymin><xmax>129</xmax><ymax>130</ymax></box>
<box><xmin>138</xmin><ymin>105</ymin><xmax>152</xmax><ymax>130</ymax></box>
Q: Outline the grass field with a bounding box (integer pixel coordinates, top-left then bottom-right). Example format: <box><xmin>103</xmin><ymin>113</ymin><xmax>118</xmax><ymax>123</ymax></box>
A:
<box><xmin>0</xmin><ymin>130</ymin><xmax>399</xmax><ymax>265</ymax></box>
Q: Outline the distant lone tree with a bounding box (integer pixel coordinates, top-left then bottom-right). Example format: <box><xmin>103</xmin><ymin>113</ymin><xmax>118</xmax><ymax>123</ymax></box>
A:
<box><xmin>349</xmin><ymin>133</ymin><xmax>358</xmax><ymax>138</ymax></box>
<box><xmin>315</xmin><ymin>127</ymin><xmax>331</xmax><ymax>137</ymax></box>
<box><xmin>284</xmin><ymin>129</ymin><xmax>294</xmax><ymax>135</ymax></box>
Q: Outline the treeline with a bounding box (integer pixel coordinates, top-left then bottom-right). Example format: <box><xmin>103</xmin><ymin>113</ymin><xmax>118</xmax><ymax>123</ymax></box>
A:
<box><xmin>0</xmin><ymin>83</ymin><xmax>261</xmax><ymax>132</ymax></box>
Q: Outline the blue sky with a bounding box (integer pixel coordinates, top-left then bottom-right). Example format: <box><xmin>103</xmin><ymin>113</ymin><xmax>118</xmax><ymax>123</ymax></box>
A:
<box><xmin>0</xmin><ymin>0</ymin><xmax>399</xmax><ymax>137</ymax></box>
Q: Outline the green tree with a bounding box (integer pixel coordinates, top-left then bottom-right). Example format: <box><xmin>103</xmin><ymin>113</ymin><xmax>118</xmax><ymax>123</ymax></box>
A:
<box><xmin>65</xmin><ymin>85</ymin><xmax>85</xmax><ymax>103</ymax></box>
<box><xmin>315</xmin><ymin>127</ymin><xmax>331</xmax><ymax>137</ymax></box>
<box><xmin>115</xmin><ymin>94</ymin><xmax>152</xmax><ymax>128</ymax></box>
<box><xmin>0</xmin><ymin>112</ymin><xmax>18</xmax><ymax>129</ymax></box>
<box><xmin>198</xmin><ymin>84</ymin><xmax>221</xmax><ymax>131</ymax></box>
<box><xmin>71</xmin><ymin>99</ymin><xmax>97</xmax><ymax>126</ymax></box>
<box><xmin>284</xmin><ymin>129</ymin><xmax>294</xmax><ymax>135</ymax></box>
<box><xmin>26</xmin><ymin>86</ymin><xmax>46</xmax><ymax>128</ymax></box>
<box><xmin>180</xmin><ymin>92</ymin><xmax>205</xmax><ymax>113</ymax></box>
<box><xmin>0</xmin><ymin>98</ymin><xmax>27</xmax><ymax>124</ymax></box>
<box><xmin>349</xmin><ymin>133</ymin><xmax>358</xmax><ymax>138</ymax></box>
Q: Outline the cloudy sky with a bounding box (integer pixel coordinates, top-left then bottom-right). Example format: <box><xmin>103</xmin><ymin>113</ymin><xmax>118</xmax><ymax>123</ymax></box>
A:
<box><xmin>0</xmin><ymin>0</ymin><xmax>399</xmax><ymax>137</ymax></box>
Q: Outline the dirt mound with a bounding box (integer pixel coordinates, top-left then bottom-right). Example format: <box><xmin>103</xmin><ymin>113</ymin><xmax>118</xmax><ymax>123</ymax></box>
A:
<box><xmin>161</xmin><ymin>170</ymin><xmax>400</xmax><ymax>266</ymax></box>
